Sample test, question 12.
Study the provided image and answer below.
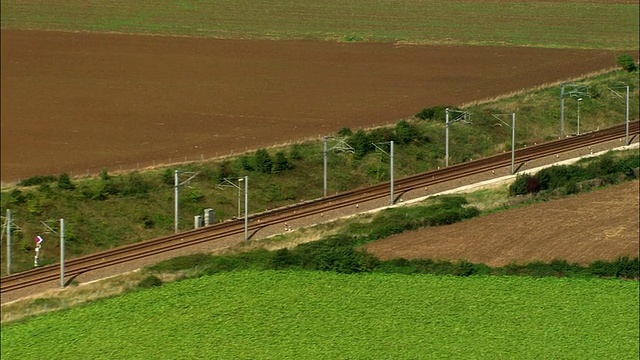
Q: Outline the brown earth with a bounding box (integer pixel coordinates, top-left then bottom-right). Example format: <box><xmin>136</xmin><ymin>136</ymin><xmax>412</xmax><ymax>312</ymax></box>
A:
<box><xmin>1</xmin><ymin>29</ymin><xmax>632</xmax><ymax>183</ymax></box>
<box><xmin>363</xmin><ymin>180</ymin><xmax>640</xmax><ymax>267</ymax></box>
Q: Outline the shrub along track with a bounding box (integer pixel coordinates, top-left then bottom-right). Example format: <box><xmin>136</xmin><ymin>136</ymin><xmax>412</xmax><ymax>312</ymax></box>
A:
<box><xmin>1</xmin><ymin>121</ymin><xmax>637</xmax><ymax>304</ymax></box>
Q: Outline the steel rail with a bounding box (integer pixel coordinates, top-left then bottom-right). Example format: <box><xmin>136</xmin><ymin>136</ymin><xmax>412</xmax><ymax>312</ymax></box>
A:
<box><xmin>2</xmin><ymin>121</ymin><xmax>637</xmax><ymax>295</ymax></box>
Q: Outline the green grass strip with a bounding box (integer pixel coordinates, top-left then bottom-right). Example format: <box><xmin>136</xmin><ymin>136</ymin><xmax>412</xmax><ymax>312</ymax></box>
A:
<box><xmin>1</xmin><ymin>0</ymin><xmax>638</xmax><ymax>49</ymax></box>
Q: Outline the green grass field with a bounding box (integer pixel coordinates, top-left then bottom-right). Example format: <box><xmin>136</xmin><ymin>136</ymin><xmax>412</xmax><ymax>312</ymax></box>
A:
<box><xmin>1</xmin><ymin>0</ymin><xmax>638</xmax><ymax>49</ymax></box>
<box><xmin>2</xmin><ymin>271</ymin><xmax>638</xmax><ymax>359</ymax></box>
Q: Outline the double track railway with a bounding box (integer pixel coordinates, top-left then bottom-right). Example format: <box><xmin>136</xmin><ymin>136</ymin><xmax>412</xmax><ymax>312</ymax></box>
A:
<box><xmin>1</xmin><ymin>121</ymin><xmax>637</xmax><ymax>299</ymax></box>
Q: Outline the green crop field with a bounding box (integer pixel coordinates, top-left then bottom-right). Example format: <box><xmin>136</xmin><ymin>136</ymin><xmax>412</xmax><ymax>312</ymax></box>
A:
<box><xmin>1</xmin><ymin>0</ymin><xmax>638</xmax><ymax>49</ymax></box>
<box><xmin>2</xmin><ymin>271</ymin><xmax>638</xmax><ymax>359</ymax></box>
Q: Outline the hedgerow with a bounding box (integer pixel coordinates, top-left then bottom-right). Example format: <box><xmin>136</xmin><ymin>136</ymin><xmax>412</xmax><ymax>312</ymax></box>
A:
<box><xmin>149</xmin><ymin>246</ymin><xmax>638</xmax><ymax>280</ymax></box>
<box><xmin>509</xmin><ymin>152</ymin><xmax>639</xmax><ymax>196</ymax></box>
<box><xmin>148</xmin><ymin>196</ymin><xmax>482</xmax><ymax>275</ymax></box>
<box><xmin>146</xmin><ymin>193</ymin><xmax>637</xmax><ymax>280</ymax></box>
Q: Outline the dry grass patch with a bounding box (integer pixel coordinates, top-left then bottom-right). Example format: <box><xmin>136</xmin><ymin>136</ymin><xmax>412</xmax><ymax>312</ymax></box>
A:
<box><xmin>1</xmin><ymin>271</ymin><xmax>147</xmax><ymax>324</ymax></box>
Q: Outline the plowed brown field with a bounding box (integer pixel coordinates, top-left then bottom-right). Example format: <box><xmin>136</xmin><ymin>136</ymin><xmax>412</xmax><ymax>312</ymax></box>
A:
<box><xmin>363</xmin><ymin>180</ymin><xmax>640</xmax><ymax>266</ymax></box>
<box><xmin>0</xmin><ymin>29</ymin><xmax>630</xmax><ymax>183</ymax></box>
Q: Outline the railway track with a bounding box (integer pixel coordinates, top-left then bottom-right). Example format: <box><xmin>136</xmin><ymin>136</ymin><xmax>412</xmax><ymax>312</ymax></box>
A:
<box><xmin>1</xmin><ymin>121</ymin><xmax>637</xmax><ymax>297</ymax></box>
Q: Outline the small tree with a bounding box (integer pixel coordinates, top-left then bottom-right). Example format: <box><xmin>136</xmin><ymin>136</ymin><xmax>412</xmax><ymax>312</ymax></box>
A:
<box><xmin>509</xmin><ymin>173</ymin><xmax>536</xmax><ymax>196</ymax></box>
<box><xmin>254</xmin><ymin>149</ymin><xmax>273</xmax><ymax>174</ymax></box>
<box><xmin>273</xmin><ymin>151</ymin><xmax>292</xmax><ymax>172</ymax></box>
<box><xmin>616</xmin><ymin>54</ymin><xmax>637</xmax><ymax>72</ymax></box>
<box><xmin>394</xmin><ymin>120</ymin><xmax>416</xmax><ymax>145</ymax></box>
<box><xmin>57</xmin><ymin>173</ymin><xmax>75</xmax><ymax>190</ymax></box>
<box><xmin>349</xmin><ymin>130</ymin><xmax>371</xmax><ymax>159</ymax></box>
<box><xmin>239</xmin><ymin>155</ymin><xmax>255</xmax><ymax>171</ymax></box>
<box><xmin>337</xmin><ymin>127</ymin><xmax>353</xmax><ymax>137</ymax></box>
<box><xmin>217</xmin><ymin>161</ymin><xmax>234</xmax><ymax>182</ymax></box>
<box><xmin>100</xmin><ymin>167</ymin><xmax>110</xmax><ymax>181</ymax></box>
<box><xmin>289</xmin><ymin>144</ymin><xmax>303</xmax><ymax>160</ymax></box>
<box><xmin>415</xmin><ymin>105</ymin><xmax>452</xmax><ymax>121</ymax></box>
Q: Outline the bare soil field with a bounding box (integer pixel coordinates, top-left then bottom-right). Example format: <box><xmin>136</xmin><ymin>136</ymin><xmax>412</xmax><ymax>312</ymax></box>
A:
<box><xmin>363</xmin><ymin>180</ymin><xmax>640</xmax><ymax>267</ymax></box>
<box><xmin>0</xmin><ymin>29</ymin><xmax>630</xmax><ymax>183</ymax></box>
